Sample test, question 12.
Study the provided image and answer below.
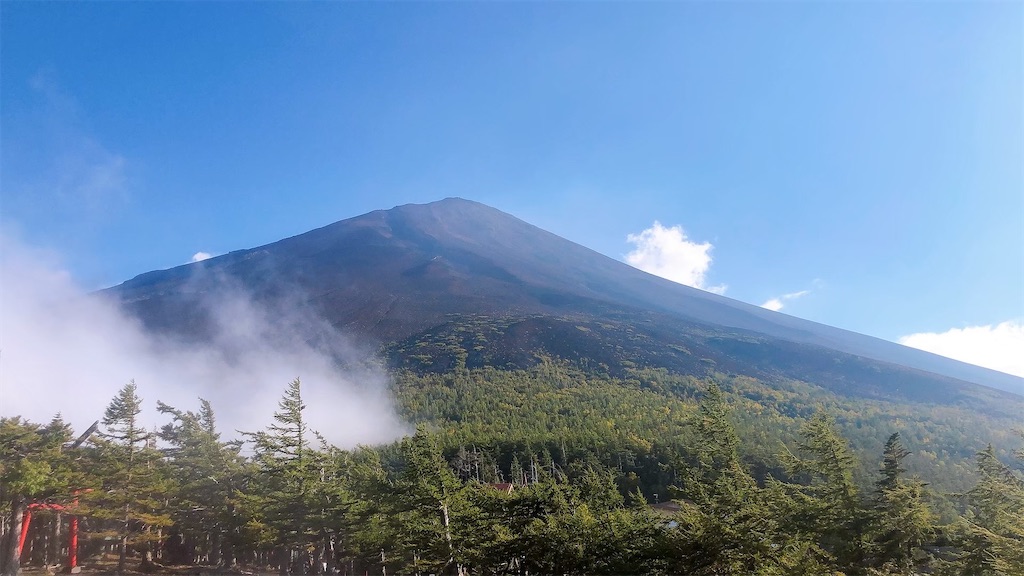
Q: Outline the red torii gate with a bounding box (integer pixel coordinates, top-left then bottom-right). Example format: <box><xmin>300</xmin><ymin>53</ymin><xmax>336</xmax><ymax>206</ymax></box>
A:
<box><xmin>17</xmin><ymin>498</ymin><xmax>81</xmax><ymax>574</ymax></box>
<box><xmin>16</xmin><ymin>421</ymin><xmax>98</xmax><ymax>574</ymax></box>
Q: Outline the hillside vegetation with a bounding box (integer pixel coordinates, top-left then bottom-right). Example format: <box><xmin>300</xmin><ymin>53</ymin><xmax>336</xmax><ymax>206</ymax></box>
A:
<box><xmin>3</xmin><ymin>370</ymin><xmax>1022</xmax><ymax>576</ymax></box>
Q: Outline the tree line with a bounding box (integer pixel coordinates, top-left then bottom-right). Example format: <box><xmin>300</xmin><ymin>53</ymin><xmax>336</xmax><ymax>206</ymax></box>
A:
<box><xmin>2</xmin><ymin>378</ymin><xmax>1022</xmax><ymax>576</ymax></box>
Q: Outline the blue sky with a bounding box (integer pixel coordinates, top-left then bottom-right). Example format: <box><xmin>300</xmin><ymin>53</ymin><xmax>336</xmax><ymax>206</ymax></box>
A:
<box><xmin>2</xmin><ymin>2</ymin><xmax>1022</xmax><ymax>376</ymax></box>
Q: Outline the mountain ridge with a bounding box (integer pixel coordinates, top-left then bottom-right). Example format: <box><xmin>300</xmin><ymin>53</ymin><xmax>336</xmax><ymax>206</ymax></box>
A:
<box><xmin>107</xmin><ymin>197</ymin><xmax>1023</xmax><ymax>398</ymax></box>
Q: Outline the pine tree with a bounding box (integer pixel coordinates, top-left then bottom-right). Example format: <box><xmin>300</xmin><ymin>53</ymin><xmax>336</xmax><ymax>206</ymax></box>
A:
<box><xmin>785</xmin><ymin>411</ymin><xmax>866</xmax><ymax>572</ymax></box>
<box><xmin>157</xmin><ymin>399</ymin><xmax>244</xmax><ymax>566</ymax></box>
<box><xmin>84</xmin><ymin>382</ymin><xmax>172</xmax><ymax>574</ymax></box>
<box><xmin>390</xmin><ymin>425</ymin><xmax>475</xmax><ymax>575</ymax></box>
<box><xmin>955</xmin><ymin>444</ymin><xmax>1024</xmax><ymax>575</ymax></box>
<box><xmin>240</xmin><ymin>379</ymin><xmax>337</xmax><ymax>576</ymax></box>
<box><xmin>666</xmin><ymin>383</ymin><xmax>828</xmax><ymax>575</ymax></box>
<box><xmin>689</xmin><ymin>382</ymin><xmax>754</xmax><ymax>503</ymax></box>
<box><xmin>868</xmin><ymin>433</ymin><xmax>935</xmax><ymax>574</ymax></box>
<box><xmin>0</xmin><ymin>416</ymin><xmax>72</xmax><ymax>576</ymax></box>
<box><xmin>509</xmin><ymin>455</ymin><xmax>525</xmax><ymax>486</ymax></box>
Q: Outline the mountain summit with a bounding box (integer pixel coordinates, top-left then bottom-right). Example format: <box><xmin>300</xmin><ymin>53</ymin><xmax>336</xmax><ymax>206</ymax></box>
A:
<box><xmin>108</xmin><ymin>198</ymin><xmax>1022</xmax><ymax>400</ymax></box>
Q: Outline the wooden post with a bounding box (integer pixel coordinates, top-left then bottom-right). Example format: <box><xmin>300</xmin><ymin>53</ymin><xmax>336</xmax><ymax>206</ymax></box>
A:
<box><xmin>67</xmin><ymin>515</ymin><xmax>79</xmax><ymax>573</ymax></box>
<box><xmin>17</xmin><ymin>509</ymin><xmax>32</xmax><ymax>561</ymax></box>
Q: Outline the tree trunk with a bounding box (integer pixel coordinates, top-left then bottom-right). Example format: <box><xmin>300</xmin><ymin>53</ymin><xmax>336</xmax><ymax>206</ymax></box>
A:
<box><xmin>439</xmin><ymin>501</ymin><xmax>455</xmax><ymax>570</ymax></box>
<box><xmin>155</xmin><ymin>527</ymin><xmax>162</xmax><ymax>562</ymax></box>
<box><xmin>322</xmin><ymin>535</ymin><xmax>334</xmax><ymax>575</ymax></box>
<box><xmin>141</xmin><ymin>526</ymin><xmax>155</xmax><ymax>572</ymax></box>
<box><xmin>117</xmin><ymin>534</ymin><xmax>127</xmax><ymax>575</ymax></box>
<box><xmin>219</xmin><ymin>531</ymin><xmax>235</xmax><ymax>568</ymax></box>
<box><xmin>277</xmin><ymin>546</ymin><xmax>290</xmax><ymax>576</ymax></box>
<box><xmin>50</xmin><ymin>512</ymin><xmax>62</xmax><ymax>569</ymax></box>
<box><xmin>1</xmin><ymin>498</ymin><xmax>27</xmax><ymax>576</ymax></box>
<box><xmin>209</xmin><ymin>530</ymin><xmax>221</xmax><ymax>567</ymax></box>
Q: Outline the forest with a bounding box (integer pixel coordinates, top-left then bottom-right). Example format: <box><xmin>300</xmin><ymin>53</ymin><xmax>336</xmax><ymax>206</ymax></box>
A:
<box><xmin>2</xmin><ymin>368</ymin><xmax>1023</xmax><ymax>576</ymax></box>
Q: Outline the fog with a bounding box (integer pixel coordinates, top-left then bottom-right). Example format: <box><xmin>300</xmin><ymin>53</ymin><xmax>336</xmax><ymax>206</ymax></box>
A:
<box><xmin>0</xmin><ymin>235</ymin><xmax>408</xmax><ymax>448</ymax></box>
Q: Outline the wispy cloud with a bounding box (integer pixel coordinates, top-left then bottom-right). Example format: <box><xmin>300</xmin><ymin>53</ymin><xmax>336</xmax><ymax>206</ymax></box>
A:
<box><xmin>898</xmin><ymin>320</ymin><xmax>1024</xmax><ymax>378</ymax></box>
<box><xmin>761</xmin><ymin>289</ymin><xmax>810</xmax><ymax>312</ymax></box>
<box><xmin>191</xmin><ymin>252</ymin><xmax>213</xmax><ymax>263</ymax></box>
<box><xmin>625</xmin><ymin>221</ymin><xmax>726</xmax><ymax>294</ymax></box>
<box><xmin>3</xmin><ymin>70</ymin><xmax>131</xmax><ymax>230</ymax></box>
<box><xmin>52</xmin><ymin>139</ymin><xmax>128</xmax><ymax>208</ymax></box>
<box><xmin>0</xmin><ymin>234</ymin><xmax>407</xmax><ymax>447</ymax></box>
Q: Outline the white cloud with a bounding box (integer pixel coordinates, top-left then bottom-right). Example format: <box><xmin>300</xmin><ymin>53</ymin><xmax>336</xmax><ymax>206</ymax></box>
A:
<box><xmin>898</xmin><ymin>320</ymin><xmax>1024</xmax><ymax>378</ymax></box>
<box><xmin>625</xmin><ymin>221</ymin><xmax>726</xmax><ymax>294</ymax></box>
<box><xmin>5</xmin><ymin>71</ymin><xmax>131</xmax><ymax>228</ymax></box>
<box><xmin>53</xmin><ymin>140</ymin><xmax>128</xmax><ymax>207</ymax></box>
<box><xmin>761</xmin><ymin>289</ymin><xmax>810</xmax><ymax>312</ymax></box>
<box><xmin>191</xmin><ymin>252</ymin><xmax>212</xmax><ymax>263</ymax></box>
<box><xmin>0</xmin><ymin>234</ymin><xmax>407</xmax><ymax>448</ymax></box>
<box><xmin>31</xmin><ymin>72</ymin><xmax>129</xmax><ymax>207</ymax></box>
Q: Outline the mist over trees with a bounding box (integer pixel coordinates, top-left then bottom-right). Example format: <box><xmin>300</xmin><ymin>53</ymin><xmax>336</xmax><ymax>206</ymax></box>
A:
<box><xmin>2</xmin><ymin>373</ymin><xmax>1022</xmax><ymax>576</ymax></box>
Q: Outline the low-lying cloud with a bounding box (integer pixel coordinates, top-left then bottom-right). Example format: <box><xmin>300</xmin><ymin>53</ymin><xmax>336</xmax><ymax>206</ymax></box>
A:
<box><xmin>190</xmin><ymin>251</ymin><xmax>213</xmax><ymax>263</ymax></box>
<box><xmin>899</xmin><ymin>320</ymin><xmax>1024</xmax><ymax>378</ymax></box>
<box><xmin>761</xmin><ymin>290</ymin><xmax>811</xmax><ymax>312</ymax></box>
<box><xmin>625</xmin><ymin>222</ymin><xmax>726</xmax><ymax>294</ymax></box>
<box><xmin>0</xmin><ymin>234</ymin><xmax>407</xmax><ymax>448</ymax></box>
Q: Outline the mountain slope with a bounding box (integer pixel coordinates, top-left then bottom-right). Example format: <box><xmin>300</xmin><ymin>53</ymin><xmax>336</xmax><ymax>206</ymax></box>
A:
<box><xmin>106</xmin><ymin>198</ymin><xmax>1023</xmax><ymax>400</ymax></box>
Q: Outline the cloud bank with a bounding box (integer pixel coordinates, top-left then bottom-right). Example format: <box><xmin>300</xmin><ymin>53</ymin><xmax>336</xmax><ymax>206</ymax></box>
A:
<box><xmin>191</xmin><ymin>251</ymin><xmax>212</xmax><ymax>263</ymax></box>
<box><xmin>898</xmin><ymin>320</ymin><xmax>1024</xmax><ymax>378</ymax></box>
<box><xmin>625</xmin><ymin>222</ymin><xmax>726</xmax><ymax>294</ymax></box>
<box><xmin>0</xmin><ymin>235</ymin><xmax>407</xmax><ymax>448</ymax></box>
<box><xmin>761</xmin><ymin>290</ymin><xmax>811</xmax><ymax>312</ymax></box>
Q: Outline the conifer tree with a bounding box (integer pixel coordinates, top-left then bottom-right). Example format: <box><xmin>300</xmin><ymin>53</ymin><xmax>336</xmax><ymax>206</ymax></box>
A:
<box><xmin>157</xmin><ymin>399</ymin><xmax>244</xmax><ymax>566</ymax></box>
<box><xmin>786</xmin><ymin>411</ymin><xmax>866</xmax><ymax>571</ymax></box>
<box><xmin>667</xmin><ymin>383</ymin><xmax>828</xmax><ymax>575</ymax></box>
<box><xmin>333</xmin><ymin>446</ymin><xmax>390</xmax><ymax>572</ymax></box>
<box><xmin>868</xmin><ymin>432</ymin><xmax>935</xmax><ymax>574</ymax></box>
<box><xmin>241</xmin><ymin>379</ymin><xmax>337</xmax><ymax>575</ymax></box>
<box><xmin>390</xmin><ymin>425</ymin><xmax>474</xmax><ymax>575</ymax></box>
<box><xmin>0</xmin><ymin>416</ymin><xmax>73</xmax><ymax>576</ymax></box>
<box><xmin>84</xmin><ymin>381</ymin><xmax>172</xmax><ymax>574</ymax></box>
<box><xmin>954</xmin><ymin>444</ymin><xmax>1024</xmax><ymax>575</ymax></box>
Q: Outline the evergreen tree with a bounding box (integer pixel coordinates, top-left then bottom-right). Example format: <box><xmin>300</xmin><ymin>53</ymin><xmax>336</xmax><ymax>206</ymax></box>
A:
<box><xmin>509</xmin><ymin>455</ymin><xmax>525</xmax><ymax>486</ymax></box>
<box><xmin>157</xmin><ymin>399</ymin><xmax>244</xmax><ymax>566</ymax></box>
<box><xmin>390</xmin><ymin>425</ymin><xmax>474</xmax><ymax>575</ymax></box>
<box><xmin>689</xmin><ymin>382</ymin><xmax>754</xmax><ymax>503</ymax></box>
<box><xmin>84</xmin><ymin>382</ymin><xmax>172</xmax><ymax>574</ymax></box>
<box><xmin>666</xmin><ymin>383</ymin><xmax>828</xmax><ymax>576</ymax></box>
<box><xmin>333</xmin><ymin>446</ymin><xmax>391</xmax><ymax>573</ymax></box>
<box><xmin>868</xmin><ymin>433</ymin><xmax>935</xmax><ymax>574</ymax></box>
<box><xmin>784</xmin><ymin>411</ymin><xmax>866</xmax><ymax>572</ymax></box>
<box><xmin>0</xmin><ymin>416</ymin><xmax>73</xmax><ymax>576</ymax></box>
<box><xmin>240</xmin><ymin>379</ymin><xmax>338</xmax><ymax>575</ymax></box>
<box><xmin>954</xmin><ymin>444</ymin><xmax>1024</xmax><ymax>575</ymax></box>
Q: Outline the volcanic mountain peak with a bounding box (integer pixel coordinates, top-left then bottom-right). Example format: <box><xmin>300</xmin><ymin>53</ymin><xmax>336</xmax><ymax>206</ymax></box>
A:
<box><xmin>108</xmin><ymin>198</ymin><xmax>1023</xmax><ymax>399</ymax></box>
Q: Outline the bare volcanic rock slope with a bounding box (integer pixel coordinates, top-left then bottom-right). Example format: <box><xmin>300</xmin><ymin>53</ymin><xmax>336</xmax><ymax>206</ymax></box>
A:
<box><xmin>106</xmin><ymin>198</ymin><xmax>1023</xmax><ymax>402</ymax></box>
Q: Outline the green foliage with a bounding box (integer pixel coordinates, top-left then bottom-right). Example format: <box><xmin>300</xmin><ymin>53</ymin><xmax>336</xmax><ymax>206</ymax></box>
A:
<box><xmin>666</xmin><ymin>384</ymin><xmax>831</xmax><ymax>576</ymax></box>
<box><xmin>950</xmin><ymin>442</ymin><xmax>1024</xmax><ymax>575</ymax></box>
<box><xmin>783</xmin><ymin>411</ymin><xmax>866</xmax><ymax>571</ymax></box>
<box><xmin>392</xmin><ymin>359</ymin><xmax>1023</xmax><ymax>499</ymax></box>
<box><xmin>82</xmin><ymin>381</ymin><xmax>173</xmax><ymax>573</ymax></box>
<box><xmin>867</xmin><ymin>433</ymin><xmax>936</xmax><ymax>574</ymax></box>
<box><xmin>4</xmin><ymin>367</ymin><xmax>1023</xmax><ymax>575</ymax></box>
<box><xmin>0</xmin><ymin>415</ymin><xmax>73</xmax><ymax>575</ymax></box>
<box><xmin>157</xmin><ymin>398</ymin><xmax>245</xmax><ymax>565</ymax></box>
<box><xmin>0</xmin><ymin>415</ymin><xmax>72</xmax><ymax>498</ymax></box>
<box><xmin>239</xmin><ymin>378</ymin><xmax>348</xmax><ymax>573</ymax></box>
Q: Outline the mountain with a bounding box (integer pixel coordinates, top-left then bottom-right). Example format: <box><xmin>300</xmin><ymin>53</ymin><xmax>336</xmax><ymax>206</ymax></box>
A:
<box><xmin>105</xmin><ymin>198</ymin><xmax>1023</xmax><ymax>404</ymax></box>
